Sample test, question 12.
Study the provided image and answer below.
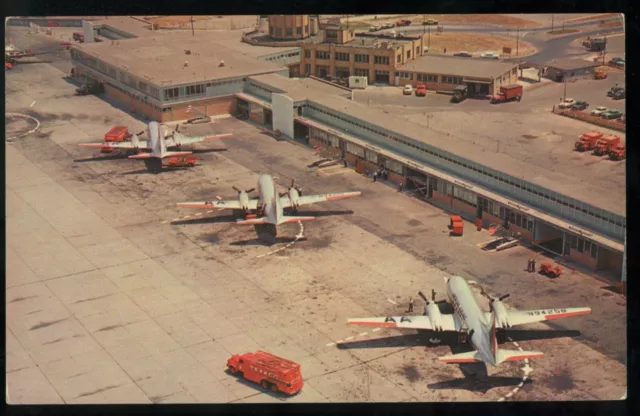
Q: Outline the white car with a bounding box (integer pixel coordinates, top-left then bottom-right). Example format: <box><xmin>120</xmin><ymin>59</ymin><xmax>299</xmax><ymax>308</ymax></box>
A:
<box><xmin>480</xmin><ymin>52</ymin><xmax>499</xmax><ymax>60</ymax></box>
<box><xmin>369</xmin><ymin>25</ymin><xmax>381</xmax><ymax>32</ymax></box>
<box><xmin>558</xmin><ymin>98</ymin><xmax>576</xmax><ymax>109</ymax></box>
<box><xmin>590</xmin><ymin>106</ymin><xmax>609</xmax><ymax>116</ymax></box>
<box><xmin>403</xmin><ymin>85</ymin><xmax>414</xmax><ymax>95</ymax></box>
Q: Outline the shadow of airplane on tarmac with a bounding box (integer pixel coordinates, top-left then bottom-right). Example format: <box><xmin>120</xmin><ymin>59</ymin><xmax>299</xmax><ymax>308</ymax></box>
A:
<box><xmin>427</xmin><ymin>374</ymin><xmax>533</xmax><ymax>393</ymax></box>
<box><xmin>171</xmin><ymin>213</ymin><xmax>239</xmax><ymax>226</ymax></box>
<box><xmin>230</xmin><ymin>236</ymin><xmax>308</xmax><ymax>247</ymax></box>
<box><xmin>282</xmin><ymin>209</ymin><xmax>355</xmax><ymax>218</ymax></box>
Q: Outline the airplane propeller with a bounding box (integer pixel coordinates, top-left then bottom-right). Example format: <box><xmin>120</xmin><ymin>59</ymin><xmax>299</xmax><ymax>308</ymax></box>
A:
<box><xmin>418</xmin><ymin>290</ymin><xmax>446</xmax><ymax>305</ymax></box>
<box><xmin>232</xmin><ymin>186</ymin><xmax>255</xmax><ymax>194</ymax></box>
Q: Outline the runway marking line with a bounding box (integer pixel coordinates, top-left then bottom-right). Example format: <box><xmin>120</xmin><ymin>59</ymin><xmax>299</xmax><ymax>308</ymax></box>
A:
<box><xmin>387</xmin><ymin>298</ymin><xmax>398</xmax><ymax>305</ymax></box>
<box><xmin>372</xmin><ymin>328</ymin><xmax>381</xmax><ymax>332</ymax></box>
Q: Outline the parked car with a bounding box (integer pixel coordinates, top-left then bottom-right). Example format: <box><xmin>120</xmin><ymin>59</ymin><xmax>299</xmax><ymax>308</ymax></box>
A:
<box><xmin>612</xmin><ymin>89</ymin><xmax>626</xmax><ymax>100</ymax></box>
<box><xmin>600</xmin><ymin>109</ymin><xmax>623</xmax><ymax>120</ymax></box>
<box><xmin>369</xmin><ymin>25</ymin><xmax>381</xmax><ymax>32</ymax></box>
<box><xmin>382</xmin><ymin>22</ymin><xmax>395</xmax><ymax>29</ymax></box>
<box><xmin>422</xmin><ymin>18</ymin><xmax>438</xmax><ymax>25</ymax></box>
<box><xmin>480</xmin><ymin>52</ymin><xmax>499</xmax><ymax>60</ymax></box>
<box><xmin>396</xmin><ymin>19</ymin><xmax>412</xmax><ymax>26</ymax></box>
<box><xmin>403</xmin><ymin>85</ymin><xmax>413</xmax><ymax>95</ymax></box>
<box><xmin>590</xmin><ymin>106</ymin><xmax>609</xmax><ymax>116</ymax></box>
<box><xmin>608</xmin><ymin>57</ymin><xmax>625</xmax><ymax>68</ymax></box>
<box><xmin>558</xmin><ymin>98</ymin><xmax>576</xmax><ymax>109</ymax></box>
<box><xmin>571</xmin><ymin>101</ymin><xmax>589</xmax><ymax>111</ymax></box>
<box><xmin>454</xmin><ymin>51</ymin><xmax>473</xmax><ymax>58</ymax></box>
<box><xmin>607</xmin><ymin>86</ymin><xmax>624</xmax><ymax>97</ymax></box>
<box><xmin>617</xmin><ymin>114</ymin><xmax>626</xmax><ymax>124</ymax></box>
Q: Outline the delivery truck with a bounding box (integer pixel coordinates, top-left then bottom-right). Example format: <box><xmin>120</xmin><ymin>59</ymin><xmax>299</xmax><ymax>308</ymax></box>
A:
<box><xmin>226</xmin><ymin>351</ymin><xmax>303</xmax><ymax>396</ymax></box>
<box><xmin>490</xmin><ymin>84</ymin><xmax>523</xmax><ymax>104</ymax></box>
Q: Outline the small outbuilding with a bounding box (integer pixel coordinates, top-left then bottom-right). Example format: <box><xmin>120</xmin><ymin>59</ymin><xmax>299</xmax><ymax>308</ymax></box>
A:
<box><xmin>523</xmin><ymin>59</ymin><xmax>601</xmax><ymax>82</ymax></box>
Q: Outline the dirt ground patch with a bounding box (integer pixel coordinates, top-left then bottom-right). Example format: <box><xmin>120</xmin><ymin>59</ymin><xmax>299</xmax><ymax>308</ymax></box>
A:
<box><xmin>566</xmin><ymin>13</ymin><xmax>620</xmax><ymax>23</ymax></box>
<box><xmin>433</xmin><ymin>14</ymin><xmax>543</xmax><ymax>28</ymax></box>
<box><xmin>146</xmin><ymin>15</ymin><xmax>257</xmax><ymax>30</ymax></box>
<box><xmin>424</xmin><ymin>32</ymin><xmax>537</xmax><ymax>57</ymax></box>
<box><xmin>357</xmin><ymin>14</ymin><xmax>542</xmax><ymax>29</ymax></box>
<box><xmin>599</xmin><ymin>21</ymin><xmax>623</xmax><ymax>29</ymax></box>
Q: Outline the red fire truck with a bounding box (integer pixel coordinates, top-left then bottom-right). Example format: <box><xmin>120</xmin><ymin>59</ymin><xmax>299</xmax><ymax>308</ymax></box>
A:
<box><xmin>226</xmin><ymin>351</ymin><xmax>303</xmax><ymax>396</ymax></box>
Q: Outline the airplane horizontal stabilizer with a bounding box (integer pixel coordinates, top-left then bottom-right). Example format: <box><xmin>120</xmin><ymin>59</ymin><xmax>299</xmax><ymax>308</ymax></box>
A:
<box><xmin>128</xmin><ymin>153</ymin><xmax>153</xmax><ymax>159</ymax></box>
<box><xmin>438</xmin><ymin>351</ymin><xmax>484</xmax><ymax>364</ymax></box>
<box><xmin>277</xmin><ymin>216</ymin><xmax>317</xmax><ymax>224</ymax></box>
<box><xmin>161</xmin><ymin>151</ymin><xmax>193</xmax><ymax>158</ymax></box>
<box><xmin>236</xmin><ymin>217</ymin><xmax>270</xmax><ymax>225</ymax></box>
<box><xmin>497</xmin><ymin>350</ymin><xmax>544</xmax><ymax>364</ymax></box>
<box><xmin>203</xmin><ymin>133</ymin><xmax>233</xmax><ymax>141</ymax></box>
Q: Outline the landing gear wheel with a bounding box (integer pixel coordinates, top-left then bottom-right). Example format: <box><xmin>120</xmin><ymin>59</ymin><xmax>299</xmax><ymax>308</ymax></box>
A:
<box><xmin>229</xmin><ymin>367</ymin><xmax>238</xmax><ymax>375</ymax></box>
<box><xmin>260</xmin><ymin>380</ymin><xmax>269</xmax><ymax>389</ymax></box>
<box><xmin>271</xmin><ymin>384</ymin><xmax>279</xmax><ymax>393</ymax></box>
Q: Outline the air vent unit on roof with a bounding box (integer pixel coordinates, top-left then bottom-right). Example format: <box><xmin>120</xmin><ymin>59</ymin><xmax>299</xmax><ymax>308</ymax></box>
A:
<box><xmin>185</xmin><ymin>49</ymin><xmax>191</xmax><ymax>55</ymax></box>
<box><xmin>219</xmin><ymin>60</ymin><xmax>225</xmax><ymax>67</ymax></box>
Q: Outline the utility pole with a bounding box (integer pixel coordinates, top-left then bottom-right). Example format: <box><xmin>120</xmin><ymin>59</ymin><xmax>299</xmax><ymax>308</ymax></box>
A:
<box><xmin>428</xmin><ymin>24</ymin><xmax>431</xmax><ymax>49</ymax></box>
<box><xmin>423</xmin><ymin>15</ymin><xmax>426</xmax><ymax>35</ymax></box>
<box><xmin>190</xmin><ymin>16</ymin><xmax>195</xmax><ymax>36</ymax></box>
<box><xmin>563</xmin><ymin>73</ymin><xmax>568</xmax><ymax>100</ymax></box>
<box><xmin>602</xmin><ymin>34</ymin><xmax>607</xmax><ymax>65</ymax></box>
<box><xmin>551</xmin><ymin>13</ymin><xmax>555</xmax><ymax>32</ymax></box>
<box><xmin>516</xmin><ymin>27</ymin><xmax>520</xmax><ymax>56</ymax></box>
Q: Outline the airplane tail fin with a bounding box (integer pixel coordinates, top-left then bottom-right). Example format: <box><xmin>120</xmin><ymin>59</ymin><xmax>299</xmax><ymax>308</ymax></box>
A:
<box><xmin>277</xmin><ymin>216</ymin><xmax>316</xmax><ymax>225</ymax></box>
<box><xmin>497</xmin><ymin>350</ymin><xmax>545</xmax><ymax>364</ymax></box>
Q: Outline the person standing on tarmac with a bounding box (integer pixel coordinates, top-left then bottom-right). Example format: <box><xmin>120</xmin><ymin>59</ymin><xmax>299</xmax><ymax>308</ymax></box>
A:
<box><xmin>408</xmin><ymin>297</ymin><xmax>414</xmax><ymax>313</ymax></box>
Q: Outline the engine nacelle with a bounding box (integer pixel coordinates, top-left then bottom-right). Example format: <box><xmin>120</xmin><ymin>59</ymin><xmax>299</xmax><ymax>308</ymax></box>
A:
<box><xmin>288</xmin><ymin>188</ymin><xmax>300</xmax><ymax>209</ymax></box>
<box><xmin>426</xmin><ymin>302</ymin><xmax>444</xmax><ymax>331</ymax></box>
<box><xmin>238</xmin><ymin>191</ymin><xmax>250</xmax><ymax>211</ymax></box>
<box><xmin>492</xmin><ymin>300</ymin><xmax>510</xmax><ymax>328</ymax></box>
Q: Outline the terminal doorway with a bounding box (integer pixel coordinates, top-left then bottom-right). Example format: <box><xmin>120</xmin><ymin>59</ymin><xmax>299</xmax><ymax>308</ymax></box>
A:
<box><xmin>534</xmin><ymin>221</ymin><xmax>564</xmax><ymax>256</ymax></box>
<box><xmin>264</xmin><ymin>109</ymin><xmax>273</xmax><ymax>128</ymax></box>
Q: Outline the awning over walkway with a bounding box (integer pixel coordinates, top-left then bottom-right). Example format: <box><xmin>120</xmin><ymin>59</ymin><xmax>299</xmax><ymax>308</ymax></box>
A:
<box><xmin>463</xmin><ymin>79</ymin><xmax>492</xmax><ymax>84</ymax></box>
<box><xmin>235</xmin><ymin>92</ymin><xmax>272</xmax><ymax>110</ymax></box>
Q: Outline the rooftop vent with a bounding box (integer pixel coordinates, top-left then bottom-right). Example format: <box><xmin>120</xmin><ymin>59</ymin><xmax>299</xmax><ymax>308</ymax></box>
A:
<box><xmin>185</xmin><ymin>49</ymin><xmax>191</xmax><ymax>55</ymax></box>
<box><xmin>219</xmin><ymin>60</ymin><xmax>225</xmax><ymax>67</ymax></box>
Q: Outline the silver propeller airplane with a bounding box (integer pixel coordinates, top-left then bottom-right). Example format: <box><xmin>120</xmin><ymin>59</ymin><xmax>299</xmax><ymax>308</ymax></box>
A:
<box><xmin>78</xmin><ymin>121</ymin><xmax>229</xmax><ymax>173</ymax></box>
<box><xmin>78</xmin><ymin>121</ymin><xmax>231</xmax><ymax>152</ymax></box>
<box><xmin>177</xmin><ymin>174</ymin><xmax>361</xmax><ymax>238</ymax></box>
<box><xmin>347</xmin><ymin>276</ymin><xmax>591</xmax><ymax>367</ymax></box>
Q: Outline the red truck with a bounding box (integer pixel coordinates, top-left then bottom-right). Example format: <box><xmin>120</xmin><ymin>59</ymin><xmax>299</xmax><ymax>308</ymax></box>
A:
<box><xmin>166</xmin><ymin>156</ymin><xmax>197</xmax><ymax>167</ymax></box>
<box><xmin>396</xmin><ymin>19</ymin><xmax>412</xmax><ymax>26</ymax></box>
<box><xmin>593</xmin><ymin>135</ymin><xmax>621</xmax><ymax>156</ymax></box>
<box><xmin>490</xmin><ymin>84</ymin><xmax>523</xmax><ymax>104</ymax></box>
<box><xmin>227</xmin><ymin>351</ymin><xmax>303</xmax><ymax>396</ymax></box>
<box><xmin>101</xmin><ymin>126</ymin><xmax>133</xmax><ymax>152</ymax></box>
<box><xmin>609</xmin><ymin>143</ymin><xmax>626</xmax><ymax>161</ymax></box>
<box><xmin>574</xmin><ymin>131</ymin><xmax>603</xmax><ymax>152</ymax></box>
<box><xmin>415</xmin><ymin>84</ymin><xmax>427</xmax><ymax>97</ymax></box>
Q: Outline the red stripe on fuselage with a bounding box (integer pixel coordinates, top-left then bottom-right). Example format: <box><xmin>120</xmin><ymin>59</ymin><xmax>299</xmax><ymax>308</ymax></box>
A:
<box><xmin>326</xmin><ymin>192</ymin><xmax>361</xmax><ymax>201</ymax></box>
<box><xmin>544</xmin><ymin>310</ymin><xmax>591</xmax><ymax>321</ymax></box>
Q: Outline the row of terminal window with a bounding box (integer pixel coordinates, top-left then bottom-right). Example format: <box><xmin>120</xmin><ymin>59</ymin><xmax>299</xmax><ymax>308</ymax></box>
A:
<box><xmin>305</xmin><ymin>103</ymin><xmax>622</xmax><ymax>229</ymax></box>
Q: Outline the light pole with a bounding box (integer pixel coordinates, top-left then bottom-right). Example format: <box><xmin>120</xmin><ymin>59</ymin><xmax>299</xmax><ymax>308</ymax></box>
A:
<box><xmin>563</xmin><ymin>73</ymin><xmax>568</xmax><ymax>100</ymax></box>
<box><xmin>516</xmin><ymin>27</ymin><xmax>520</xmax><ymax>56</ymax></box>
<box><xmin>190</xmin><ymin>16</ymin><xmax>195</xmax><ymax>36</ymax></box>
<box><xmin>551</xmin><ymin>14</ymin><xmax>555</xmax><ymax>32</ymax></box>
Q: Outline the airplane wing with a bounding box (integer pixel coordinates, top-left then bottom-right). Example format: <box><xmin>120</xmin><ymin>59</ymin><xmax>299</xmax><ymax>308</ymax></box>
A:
<box><xmin>347</xmin><ymin>314</ymin><xmax>459</xmax><ymax>332</ymax></box>
<box><xmin>177</xmin><ymin>199</ymin><xmax>259</xmax><ymax>210</ymax></box>
<box><xmin>280</xmin><ymin>191</ymin><xmax>362</xmax><ymax>209</ymax></box>
<box><xmin>78</xmin><ymin>141</ymin><xmax>150</xmax><ymax>150</ymax></box>
<box><xmin>166</xmin><ymin>133</ymin><xmax>233</xmax><ymax>147</ymax></box>
<box><xmin>486</xmin><ymin>307</ymin><xmax>592</xmax><ymax>329</ymax></box>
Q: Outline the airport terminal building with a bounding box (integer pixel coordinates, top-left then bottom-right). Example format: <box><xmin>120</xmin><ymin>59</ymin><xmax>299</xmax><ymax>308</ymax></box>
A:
<box><xmin>235</xmin><ymin>74</ymin><xmax>625</xmax><ymax>277</ymax></box>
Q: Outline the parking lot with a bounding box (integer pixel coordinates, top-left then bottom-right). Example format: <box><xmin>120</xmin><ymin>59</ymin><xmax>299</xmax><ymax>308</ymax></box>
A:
<box><xmin>6</xmin><ymin>59</ymin><xmax>626</xmax><ymax>403</ymax></box>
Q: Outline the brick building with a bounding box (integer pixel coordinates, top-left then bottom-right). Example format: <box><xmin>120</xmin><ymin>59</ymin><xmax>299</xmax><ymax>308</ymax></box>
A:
<box><xmin>267</xmin><ymin>15</ymin><xmax>319</xmax><ymax>40</ymax></box>
<box><xmin>298</xmin><ymin>25</ymin><xmax>427</xmax><ymax>84</ymax></box>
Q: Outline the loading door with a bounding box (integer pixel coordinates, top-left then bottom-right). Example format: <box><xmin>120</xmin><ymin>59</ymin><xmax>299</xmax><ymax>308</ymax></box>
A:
<box><xmin>535</xmin><ymin>221</ymin><xmax>564</xmax><ymax>256</ymax></box>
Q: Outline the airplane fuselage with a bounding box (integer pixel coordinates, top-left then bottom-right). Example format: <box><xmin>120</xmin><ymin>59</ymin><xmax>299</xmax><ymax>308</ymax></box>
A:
<box><xmin>256</xmin><ymin>174</ymin><xmax>283</xmax><ymax>225</ymax></box>
<box><xmin>446</xmin><ymin>276</ymin><xmax>497</xmax><ymax>366</ymax></box>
